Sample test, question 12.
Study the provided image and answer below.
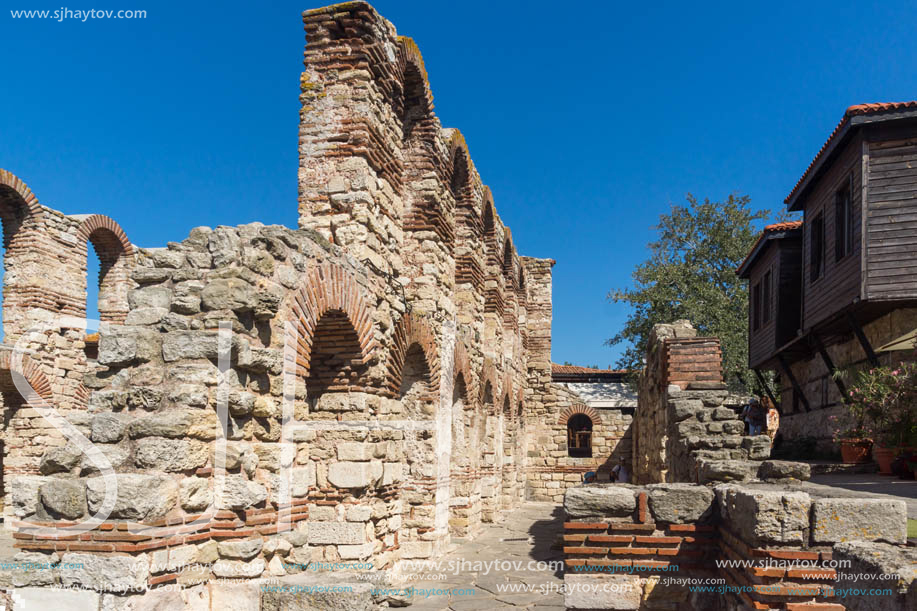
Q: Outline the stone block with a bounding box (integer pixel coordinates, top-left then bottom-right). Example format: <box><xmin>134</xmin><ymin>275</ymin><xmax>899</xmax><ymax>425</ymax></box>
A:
<box><xmin>218</xmin><ymin>538</ymin><xmax>263</xmax><ymax>560</ymax></box>
<box><xmin>212</xmin><ymin>559</ymin><xmax>264</xmax><ymax>578</ymax></box>
<box><xmin>307</xmin><ymin>521</ymin><xmax>366</xmax><ymax>545</ymax></box>
<box><xmin>564</xmin><ymin>574</ymin><xmax>643</xmax><ymax>610</ymax></box>
<box><xmin>208</xmin><ymin>581</ymin><xmax>261</xmax><ymax>611</ymax></box>
<box><xmin>811</xmin><ymin>498</ymin><xmax>907</xmax><ymax>545</ymax></box>
<box><xmin>10</xmin><ymin>476</ymin><xmax>45</xmax><ymax>517</ymax></box>
<box><xmin>215</xmin><ymin>475</ymin><xmax>267</xmax><ymax>510</ymax></box>
<box><xmin>741</xmin><ymin>435</ymin><xmax>772</xmax><ymax>460</ymax></box>
<box><xmin>715</xmin><ymin>485</ymin><xmax>810</xmax><ymax>546</ymax></box>
<box><xmin>564</xmin><ymin>485</ymin><xmax>636</xmax><ymax>518</ymax></box>
<box><xmin>60</xmin><ymin>552</ymin><xmax>149</xmax><ymax>593</ymax></box>
<box><xmin>98</xmin><ymin>326</ymin><xmax>159</xmax><ymax>366</ymax></box>
<box><xmin>338</xmin><ymin>542</ymin><xmax>373</xmax><ymax>560</ymax></box>
<box><xmin>90</xmin><ymin>413</ymin><xmax>127</xmax><ymax>443</ymax></box>
<box><xmin>39</xmin><ymin>444</ymin><xmax>82</xmax><ymax>475</ymax></box>
<box><xmin>328</xmin><ymin>461</ymin><xmax>379</xmax><ymax>489</ymax></box>
<box><xmin>134</xmin><ymin>438</ymin><xmax>209</xmax><ymax>471</ymax></box>
<box><xmin>39</xmin><ymin>479</ymin><xmax>86</xmax><ymax>520</ymax></box>
<box><xmin>85</xmin><ymin>473</ymin><xmax>178</xmax><ymax>520</ymax></box>
<box><xmin>80</xmin><ymin>444</ymin><xmax>130</xmax><ymax>475</ymax></box>
<box><xmin>647</xmin><ymin>483</ymin><xmax>714</xmax><ymax>524</ymax></box>
<box><xmin>13</xmin><ymin>587</ymin><xmax>99</xmax><ymax>611</ymax></box>
<box><xmin>180</xmin><ymin>477</ymin><xmax>212</xmax><ymax>512</ymax></box>
<box><xmin>697</xmin><ymin>459</ymin><xmax>758</xmax><ymax>484</ymax></box>
<box><xmin>757</xmin><ymin>460</ymin><xmax>810</xmax><ymax>481</ymax></box>
<box><xmin>337</xmin><ymin>442</ymin><xmax>373</xmax><ymax>461</ymax></box>
<box><xmin>832</xmin><ymin>541</ymin><xmax>917</xmax><ymax>611</ymax></box>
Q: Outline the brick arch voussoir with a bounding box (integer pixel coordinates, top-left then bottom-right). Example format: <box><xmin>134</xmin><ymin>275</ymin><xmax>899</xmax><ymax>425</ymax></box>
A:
<box><xmin>479</xmin><ymin>360</ymin><xmax>499</xmax><ymax>414</ymax></box>
<box><xmin>0</xmin><ymin>352</ymin><xmax>55</xmax><ymax>404</ymax></box>
<box><xmin>0</xmin><ymin>169</ymin><xmax>45</xmax><ymax>225</ymax></box>
<box><xmin>289</xmin><ymin>263</ymin><xmax>377</xmax><ymax>380</ymax></box>
<box><xmin>452</xmin><ymin>339</ymin><xmax>474</xmax><ymax>405</ymax></box>
<box><xmin>76</xmin><ymin>214</ymin><xmax>134</xmax><ymax>257</ymax></box>
<box><xmin>387</xmin><ymin>312</ymin><xmax>440</xmax><ymax>399</ymax></box>
<box><xmin>558</xmin><ymin>404</ymin><xmax>602</xmax><ymax>426</ymax></box>
<box><xmin>398</xmin><ymin>37</ymin><xmax>435</xmax><ymax>120</ymax></box>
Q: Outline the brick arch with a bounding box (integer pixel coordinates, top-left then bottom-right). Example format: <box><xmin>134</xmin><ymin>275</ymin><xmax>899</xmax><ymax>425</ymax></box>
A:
<box><xmin>479</xmin><ymin>360</ymin><xmax>498</xmax><ymax>413</ymax></box>
<box><xmin>76</xmin><ymin>215</ymin><xmax>134</xmax><ymax>324</ymax></box>
<box><xmin>500</xmin><ymin>372</ymin><xmax>513</xmax><ymax>419</ymax></box>
<box><xmin>558</xmin><ymin>404</ymin><xmax>602</xmax><ymax>426</ymax></box>
<box><xmin>387</xmin><ymin>312</ymin><xmax>440</xmax><ymax>399</ymax></box>
<box><xmin>452</xmin><ymin>339</ymin><xmax>473</xmax><ymax>403</ymax></box>
<box><xmin>450</xmin><ymin>130</ymin><xmax>484</xmax><ymax>290</ymax></box>
<box><xmin>76</xmin><ymin>214</ymin><xmax>133</xmax><ymax>256</ymax></box>
<box><xmin>0</xmin><ymin>352</ymin><xmax>54</xmax><ymax>403</ymax></box>
<box><xmin>289</xmin><ymin>262</ymin><xmax>377</xmax><ymax>380</ymax></box>
<box><xmin>397</xmin><ymin>37</ymin><xmax>434</xmax><ymax>140</ymax></box>
<box><xmin>0</xmin><ymin>169</ymin><xmax>44</xmax><ymax>225</ymax></box>
<box><xmin>502</xmin><ymin>232</ymin><xmax>517</xmax><ymax>289</ymax></box>
<box><xmin>398</xmin><ymin>38</ymin><xmax>454</xmax><ymax>247</ymax></box>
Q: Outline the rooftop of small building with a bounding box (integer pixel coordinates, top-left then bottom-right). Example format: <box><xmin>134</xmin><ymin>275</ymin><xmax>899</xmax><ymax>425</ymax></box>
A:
<box><xmin>736</xmin><ymin>220</ymin><xmax>803</xmax><ymax>278</ymax></box>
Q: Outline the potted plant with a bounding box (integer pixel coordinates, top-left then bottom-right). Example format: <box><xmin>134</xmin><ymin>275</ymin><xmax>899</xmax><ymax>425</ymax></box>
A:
<box><xmin>842</xmin><ymin>357</ymin><xmax>917</xmax><ymax>472</ymax></box>
<box><xmin>834</xmin><ymin>427</ymin><xmax>874</xmax><ymax>464</ymax></box>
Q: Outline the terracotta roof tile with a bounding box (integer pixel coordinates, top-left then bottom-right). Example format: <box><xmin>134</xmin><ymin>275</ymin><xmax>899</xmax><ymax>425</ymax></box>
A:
<box><xmin>786</xmin><ymin>101</ymin><xmax>917</xmax><ymax>205</ymax></box>
<box><xmin>552</xmin><ymin>363</ymin><xmax>629</xmax><ymax>375</ymax></box>
<box><xmin>736</xmin><ymin>221</ymin><xmax>803</xmax><ymax>275</ymax></box>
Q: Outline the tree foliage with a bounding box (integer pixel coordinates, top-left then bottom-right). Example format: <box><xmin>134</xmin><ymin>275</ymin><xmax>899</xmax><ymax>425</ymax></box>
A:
<box><xmin>607</xmin><ymin>194</ymin><xmax>789</xmax><ymax>391</ymax></box>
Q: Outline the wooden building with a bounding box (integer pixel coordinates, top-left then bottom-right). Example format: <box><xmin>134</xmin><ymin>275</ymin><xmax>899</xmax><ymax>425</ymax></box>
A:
<box><xmin>738</xmin><ymin>102</ymin><xmax>917</xmax><ymax>449</ymax></box>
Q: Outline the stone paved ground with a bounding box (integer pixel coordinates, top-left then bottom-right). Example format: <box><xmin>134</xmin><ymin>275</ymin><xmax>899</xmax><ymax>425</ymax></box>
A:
<box><xmin>402</xmin><ymin>502</ymin><xmax>565</xmax><ymax>610</ymax></box>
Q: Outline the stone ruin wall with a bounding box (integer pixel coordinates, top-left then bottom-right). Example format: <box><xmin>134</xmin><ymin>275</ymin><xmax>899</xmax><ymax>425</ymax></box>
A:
<box><xmin>634</xmin><ymin>320</ymin><xmax>770</xmax><ymax>486</ymax></box>
<box><xmin>520</xmin><ymin>259</ymin><xmax>635</xmax><ymax>503</ymax></box>
<box><xmin>0</xmin><ymin>2</ymin><xmax>555</xmax><ymax>607</ymax></box>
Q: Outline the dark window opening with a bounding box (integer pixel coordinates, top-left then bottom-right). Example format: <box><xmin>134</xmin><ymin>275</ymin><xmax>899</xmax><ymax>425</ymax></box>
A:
<box><xmin>810</xmin><ymin>213</ymin><xmax>825</xmax><ymax>282</ymax></box>
<box><xmin>567</xmin><ymin>414</ymin><xmax>593</xmax><ymax>458</ymax></box>
<box><xmin>835</xmin><ymin>176</ymin><xmax>854</xmax><ymax>261</ymax></box>
<box><xmin>762</xmin><ymin>270</ymin><xmax>772</xmax><ymax>324</ymax></box>
<box><xmin>752</xmin><ymin>281</ymin><xmax>762</xmax><ymax>332</ymax></box>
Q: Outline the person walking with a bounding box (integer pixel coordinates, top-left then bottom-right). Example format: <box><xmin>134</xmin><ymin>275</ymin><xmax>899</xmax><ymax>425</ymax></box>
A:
<box><xmin>747</xmin><ymin>397</ymin><xmax>766</xmax><ymax>436</ymax></box>
<box><xmin>763</xmin><ymin>396</ymin><xmax>779</xmax><ymax>443</ymax></box>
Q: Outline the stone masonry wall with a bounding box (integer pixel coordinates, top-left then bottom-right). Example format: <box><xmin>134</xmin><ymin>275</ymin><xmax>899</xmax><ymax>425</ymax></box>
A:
<box><xmin>634</xmin><ymin>321</ymin><xmax>771</xmax><ymax>485</ymax></box>
<box><xmin>0</xmin><ymin>2</ymin><xmax>551</xmax><ymax>608</ymax></box>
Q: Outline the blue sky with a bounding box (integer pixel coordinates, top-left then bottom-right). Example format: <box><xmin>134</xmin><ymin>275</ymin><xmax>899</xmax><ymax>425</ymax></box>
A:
<box><xmin>3</xmin><ymin>1</ymin><xmax>916</xmax><ymax>366</ymax></box>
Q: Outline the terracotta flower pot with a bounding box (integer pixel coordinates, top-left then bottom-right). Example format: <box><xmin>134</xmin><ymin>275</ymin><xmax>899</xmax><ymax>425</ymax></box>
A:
<box><xmin>873</xmin><ymin>446</ymin><xmax>895</xmax><ymax>475</ymax></box>
<box><xmin>839</xmin><ymin>439</ymin><xmax>873</xmax><ymax>464</ymax></box>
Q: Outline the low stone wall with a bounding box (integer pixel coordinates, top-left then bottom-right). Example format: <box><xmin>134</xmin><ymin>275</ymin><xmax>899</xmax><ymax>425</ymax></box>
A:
<box><xmin>562</xmin><ymin>481</ymin><xmax>913</xmax><ymax>611</ymax></box>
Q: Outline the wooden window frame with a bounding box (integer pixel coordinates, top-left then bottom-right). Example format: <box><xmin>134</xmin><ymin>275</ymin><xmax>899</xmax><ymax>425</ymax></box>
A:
<box><xmin>810</xmin><ymin>212</ymin><xmax>825</xmax><ymax>282</ymax></box>
<box><xmin>834</xmin><ymin>173</ymin><xmax>854</xmax><ymax>261</ymax></box>
<box><xmin>752</xmin><ymin>281</ymin><xmax>762</xmax><ymax>332</ymax></box>
<box><xmin>762</xmin><ymin>269</ymin><xmax>772</xmax><ymax>325</ymax></box>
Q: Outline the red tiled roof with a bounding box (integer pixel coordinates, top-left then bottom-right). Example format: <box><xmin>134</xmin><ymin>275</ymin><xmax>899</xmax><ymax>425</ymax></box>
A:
<box><xmin>736</xmin><ymin>221</ymin><xmax>803</xmax><ymax>275</ymax></box>
<box><xmin>786</xmin><ymin>101</ymin><xmax>917</xmax><ymax>205</ymax></box>
<box><xmin>552</xmin><ymin>364</ymin><xmax>629</xmax><ymax>375</ymax></box>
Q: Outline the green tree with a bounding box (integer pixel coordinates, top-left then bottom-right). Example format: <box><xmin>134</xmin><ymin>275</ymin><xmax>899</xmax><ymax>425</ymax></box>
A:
<box><xmin>607</xmin><ymin>194</ymin><xmax>790</xmax><ymax>391</ymax></box>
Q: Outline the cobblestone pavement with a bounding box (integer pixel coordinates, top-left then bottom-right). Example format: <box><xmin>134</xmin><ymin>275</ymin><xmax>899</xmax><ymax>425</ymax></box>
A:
<box><xmin>401</xmin><ymin>502</ymin><xmax>565</xmax><ymax>610</ymax></box>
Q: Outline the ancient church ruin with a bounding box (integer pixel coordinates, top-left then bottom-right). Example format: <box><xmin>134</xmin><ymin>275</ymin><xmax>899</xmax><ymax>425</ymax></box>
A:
<box><xmin>0</xmin><ymin>2</ymin><xmax>627</xmax><ymax>608</ymax></box>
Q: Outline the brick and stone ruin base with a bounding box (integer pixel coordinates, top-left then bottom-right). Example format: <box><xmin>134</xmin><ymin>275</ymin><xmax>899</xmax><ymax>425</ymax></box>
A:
<box><xmin>562</xmin><ymin>483</ymin><xmax>916</xmax><ymax>611</ymax></box>
<box><xmin>562</xmin><ymin>323</ymin><xmax>916</xmax><ymax>610</ymax></box>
